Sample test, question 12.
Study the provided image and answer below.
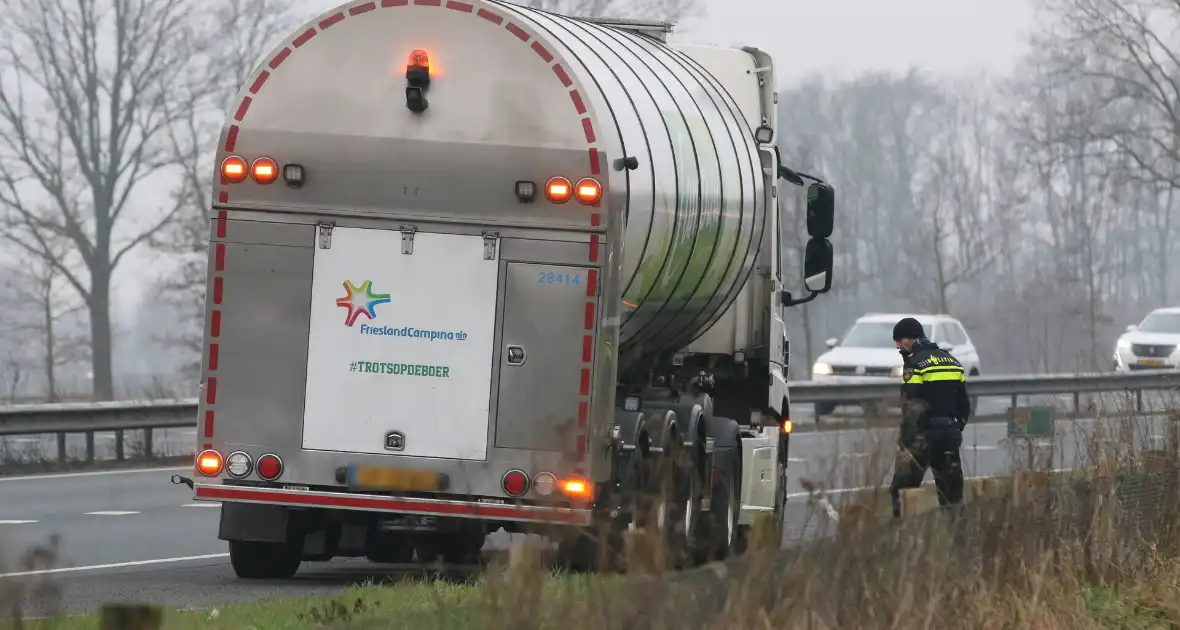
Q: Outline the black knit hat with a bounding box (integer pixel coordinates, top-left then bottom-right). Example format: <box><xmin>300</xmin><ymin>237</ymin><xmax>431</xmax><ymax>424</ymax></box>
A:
<box><xmin>892</xmin><ymin>317</ymin><xmax>924</xmax><ymax>341</ymax></box>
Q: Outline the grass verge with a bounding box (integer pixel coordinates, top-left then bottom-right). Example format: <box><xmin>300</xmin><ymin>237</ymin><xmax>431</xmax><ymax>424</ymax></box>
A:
<box><xmin>12</xmin><ymin>400</ymin><xmax>1180</xmax><ymax>629</ymax></box>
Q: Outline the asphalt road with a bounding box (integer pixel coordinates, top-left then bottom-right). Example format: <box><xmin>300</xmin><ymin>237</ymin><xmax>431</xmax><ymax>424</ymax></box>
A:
<box><xmin>0</xmin><ymin>412</ymin><xmax>1173</xmax><ymax>616</ymax></box>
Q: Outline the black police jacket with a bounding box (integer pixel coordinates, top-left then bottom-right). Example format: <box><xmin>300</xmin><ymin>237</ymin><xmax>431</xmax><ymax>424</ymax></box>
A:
<box><xmin>899</xmin><ymin>338</ymin><xmax>971</xmax><ymax>440</ymax></box>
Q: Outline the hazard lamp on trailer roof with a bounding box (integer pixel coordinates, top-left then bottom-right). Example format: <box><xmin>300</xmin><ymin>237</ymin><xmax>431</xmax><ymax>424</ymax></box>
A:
<box><xmin>575</xmin><ymin>178</ymin><xmax>602</xmax><ymax>206</ymax></box>
<box><xmin>221</xmin><ymin>156</ymin><xmax>247</xmax><ymax>183</ymax></box>
<box><xmin>405</xmin><ymin>49</ymin><xmax>432</xmax><ymax>113</ymax></box>
<box><xmin>251</xmin><ymin>157</ymin><xmax>278</xmax><ymax>184</ymax></box>
<box><xmin>545</xmin><ymin>177</ymin><xmax>572</xmax><ymax>204</ymax></box>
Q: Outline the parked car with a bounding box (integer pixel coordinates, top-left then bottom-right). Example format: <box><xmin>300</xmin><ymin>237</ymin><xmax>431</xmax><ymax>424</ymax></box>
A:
<box><xmin>1113</xmin><ymin>307</ymin><xmax>1180</xmax><ymax>372</ymax></box>
<box><xmin>810</xmin><ymin>312</ymin><xmax>982</xmax><ymax>417</ymax></box>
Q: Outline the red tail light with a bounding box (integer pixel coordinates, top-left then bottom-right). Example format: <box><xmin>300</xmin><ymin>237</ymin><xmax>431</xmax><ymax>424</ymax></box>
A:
<box><xmin>256</xmin><ymin>453</ymin><xmax>284</xmax><ymax>481</ymax></box>
<box><xmin>502</xmin><ymin>469</ymin><xmax>529</xmax><ymax>497</ymax></box>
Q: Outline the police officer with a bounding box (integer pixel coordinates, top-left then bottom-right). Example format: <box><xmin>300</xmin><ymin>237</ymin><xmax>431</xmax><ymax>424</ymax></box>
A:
<box><xmin>888</xmin><ymin>317</ymin><xmax>971</xmax><ymax>518</ymax></box>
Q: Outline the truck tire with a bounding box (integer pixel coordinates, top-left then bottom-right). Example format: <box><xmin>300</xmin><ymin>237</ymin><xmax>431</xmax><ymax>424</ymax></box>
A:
<box><xmin>815</xmin><ymin>402</ymin><xmax>836</xmax><ymax>417</ymax></box>
<box><xmin>228</xmin><ymin>540</ymin><xmax>302</xmax><ymax>579</ymax></box>
<box><xmin>703</xmin><ymin>456</ymin><xmax>740</xmax><ymax>561</ymax></box>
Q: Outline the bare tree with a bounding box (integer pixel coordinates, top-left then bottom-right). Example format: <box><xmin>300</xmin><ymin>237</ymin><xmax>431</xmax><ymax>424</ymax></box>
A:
<box><xmin>0</xmin><ymin>252</ymin><xmax>89</xmax><ymax>402</ymax></box>
<box><xmin>0</xmin><ymin>0</ymin><xmax>294</xmax><ymax>400</ymax></box>
<box><xmin>0</xmin><ymin>0</ymin><xmax>227</xmax><ymax>400</ymax></box>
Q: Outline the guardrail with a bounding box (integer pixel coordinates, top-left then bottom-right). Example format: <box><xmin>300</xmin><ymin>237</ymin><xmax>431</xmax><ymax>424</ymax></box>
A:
<box><xmin>1</xmin><ymin>371</ymin><xmax>1178</xmax><ymax>462</ymax></box>
<box><xmin>786</xmin><ymin>370</ymin><xmax>1180</xmax><ymax>408</ymax></box>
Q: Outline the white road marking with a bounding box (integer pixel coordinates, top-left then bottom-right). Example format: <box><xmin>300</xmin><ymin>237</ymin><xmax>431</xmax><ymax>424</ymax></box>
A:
<box><xmin>0</xmin><ymin>466</ymin><xmax>188</xmax><ymax>483</ymax></box>
<box><xmin>0</xmin><ymin>553</ymin><xmax>230</xmax><ymax>578</ymax></box>
<box><xmin>181</xmin><ymin>503</ymin><xmax>220</xmax><ymax>508</ymax></box>
<box><xmin>967</xmin><ymin>445</ymin><xmax>998</xmax><ymax>450</ymax></box>
<box><xmin>787</xmin><ymin>457</ymin><xmax>807</xmax><ymax>463</ymax></box>
<box><xmin>84</xmin><ymin>511</ymin><xmax>140</xmax><ymax>516</ymax></box>
<box><xmin>0</xmin><ymin>520</ymin><xmax>37</xmax><ymax>525</ymax></box>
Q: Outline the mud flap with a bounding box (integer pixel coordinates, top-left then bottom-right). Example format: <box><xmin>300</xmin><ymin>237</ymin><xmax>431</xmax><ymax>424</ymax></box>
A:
<box><xmin>219</xmin><ymin>502</ymin><xmax>290</xmax><ymax>543</ymax></box>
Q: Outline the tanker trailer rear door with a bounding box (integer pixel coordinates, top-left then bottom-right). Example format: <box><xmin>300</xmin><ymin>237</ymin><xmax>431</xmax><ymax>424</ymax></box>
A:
<box><xmin>494</xmin><ymin>263</ymin><xmax>595</xmax><ymax>454</ymax></box>
<box><xmin>301</xmin><ymin>226</ymin><xmax>499</xmax><ymax>461</ymax></box>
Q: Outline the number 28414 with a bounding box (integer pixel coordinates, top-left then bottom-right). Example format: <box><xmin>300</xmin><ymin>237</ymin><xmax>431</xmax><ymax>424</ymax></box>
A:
<box><xmin>537</xmin><ymin>271</ymin><xmax>581</xmax><ymax>285</ymax></box>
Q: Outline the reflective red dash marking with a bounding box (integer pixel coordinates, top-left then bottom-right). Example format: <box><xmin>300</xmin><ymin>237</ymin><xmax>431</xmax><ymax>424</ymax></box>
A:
<box><xmin>589</xmin><ymin>234</ymin><xmax>600</xmax><ymax>262</ymax></box>
<box><xmin>569</xmin><ymin>90</ymin><xmax>587</xmax><ymax>115</ymax></box>
<box><xmin>212</xmin><ymin>277</ymin><xmax>223</xmax><ymax>304</ymax></box>
<box><xmin>349</xmin><ymin>2</ymin><xmax>376</xmax><ymax>14</ymax></box>
<box><xmin>210</xmin><ymin>310</ymin><xmax>222</xmax><ymax>338</ymax></box>
<box><xmin>233</xmin><ymin>97</ymin><xmax>251</xmax><ymax>122</ymax></box>
<box><xmin>506</xmin><ymin>23</ymin><xmax>529</xmax><ymax>41</ymax></box>
<box><xmin>269</xmin><ymin>48</ymin><xmax>291</xmax><ymax>69</ymax></box>
<box><xmin>249</xmin><ymin>71</ymin><xmax>269</xmax><ymax>94</ymax></box>
<box><xmin>583</xmin><ymin>302</ymin><xmax>595</xmax><ymax>330</ymax></box>
<box><xmin>203</xmin><ymin>411</ymin><xmax>214</xmax><ymax>438</ymax></box>
<box><xmin>586</xmin><ymin>269</ymin><xmax>597</xmax><ymax>296</ymax></box>
<box><xmin>208</xmin><ymin>344</ymin><xmax>220</xmax><ymax>371</ymax></box>
<box><xmin>318</xmin><ymin>12</ymin><xmax>345</xmax><ymax>28</ymax></box>
<box><xmin>446</xmin><ymin>1</ymin><xmax>473</xmax><ymax>11</ymax></box>
<box><xmin>531</xmin><ymin>41</ymin><xmax>553</xmax><ymax>62</ymax></box>
<box><xmin>214</xmin><ymin>244</ymin><xmax>225</xmax><ymax>271</ymax></box>
<box><xmin>292</xmin><ymin>28</ymin><xmax>317</xmax><ymax>47</ymax></box>
<box><xmin>477</xmin><ymin>8</ymin><xmax>502</xmax><ymax>23</ymax></box>
<box><xmin>582</xmin><ymin>335</ymin><xmax>593</xmax><ymax>362</ymax></box>
<box><xmin>223</xmin><ymin>126</ymin><xmax>238</xmax><ymax>151</ymax></box>
<box><xmin>205</xmin><ymin>377</ymin><xmax>218</xmax><ymax>405</ymax></box>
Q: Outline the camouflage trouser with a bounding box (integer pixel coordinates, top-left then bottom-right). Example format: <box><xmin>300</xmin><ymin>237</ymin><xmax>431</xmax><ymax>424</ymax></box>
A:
<box><xmin>889</xmin><ymin>426</ymin><xmax>964</xmax><ymax>518</ymax></box>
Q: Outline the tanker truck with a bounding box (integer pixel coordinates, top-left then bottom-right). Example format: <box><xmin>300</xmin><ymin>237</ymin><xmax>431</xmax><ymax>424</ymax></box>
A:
<box><xmin>174</xmin><ymin>0</ymin><xmax>836</xmax><ymax>578</ymax></box>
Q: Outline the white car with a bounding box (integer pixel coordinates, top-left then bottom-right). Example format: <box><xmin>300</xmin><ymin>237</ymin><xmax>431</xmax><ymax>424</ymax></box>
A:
<box><xmin>1113</xmin><ymin>307</ymin><xmax>1180</xmax><ymax>372</ymax></box>
<box><xmin>809</xmin><ymin>313</ymin><xmax>982</xmax><ymax>417</ymax></box>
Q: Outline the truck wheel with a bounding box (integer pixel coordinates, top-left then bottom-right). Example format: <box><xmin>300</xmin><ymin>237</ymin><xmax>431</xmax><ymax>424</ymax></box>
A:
<box><xmin>704</xmin><ymin>459</ymin><xmax>740</xmax><ymax>561</ymax></box>
<box><xmin>228</xmin><ymin>540</ymin><xmax>302</xmax><ymax>579</ymax></box>
<box><xmin>555</xmin><ymin>530</ymin><xmax>600</xmax><ymax>573</ymax></box>
<box><xmin>815</xmin><ymin>402</ymin><xmax>836</xmax><ymax>417</ymax></box>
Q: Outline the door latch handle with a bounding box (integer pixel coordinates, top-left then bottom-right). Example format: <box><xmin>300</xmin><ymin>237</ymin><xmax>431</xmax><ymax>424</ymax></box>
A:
<box><xmin>506</xmin><ymin>345</ymin><xmax>527</xmax><ymax>366</ymax></box>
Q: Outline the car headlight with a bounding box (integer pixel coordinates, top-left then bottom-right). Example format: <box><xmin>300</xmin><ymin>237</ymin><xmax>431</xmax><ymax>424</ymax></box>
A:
<box><xmin>1117</xmin><ymin>338</ymin><xmax>1131</xmax><ymax>350</ymax></box>
<box><xmin>812</xmin><ymin>362</ymin><xmax>832</xmax><ymax>376</ymax></box>
<box><xmin>891</xmin><ymin>366</ymin><xmax>903</xmax><ymax>378</ymax></box>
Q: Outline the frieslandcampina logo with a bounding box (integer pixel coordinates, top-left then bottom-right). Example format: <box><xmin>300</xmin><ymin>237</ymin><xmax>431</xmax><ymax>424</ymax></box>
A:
<box><xmin>336</xmin><ymin>279</ymin><xmax>468</xmax><ymax>341</ymax></box>
<box><xmin>336</xmin><ymin>280</ymin><xmax>390</xmax><ymax>327</ymax></box>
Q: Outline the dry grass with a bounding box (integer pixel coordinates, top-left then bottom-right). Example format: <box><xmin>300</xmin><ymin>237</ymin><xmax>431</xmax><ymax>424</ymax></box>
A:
<box><xmin>10</xmin><ymin>394</ymin><xmax>1180</xmax><ymax>629</ymax></box>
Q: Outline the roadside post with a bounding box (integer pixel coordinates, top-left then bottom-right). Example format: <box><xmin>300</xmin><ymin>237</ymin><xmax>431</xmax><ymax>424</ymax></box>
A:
<box><xmin>1006</xmin><ymin>406</ymin><xmax>1056</xmax><ymax>505</ymax></box>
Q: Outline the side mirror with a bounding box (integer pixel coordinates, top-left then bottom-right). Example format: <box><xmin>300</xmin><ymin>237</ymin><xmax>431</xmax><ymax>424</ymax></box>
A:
<box><xmin>781</xmin><ymin>237</ymin><xmax>834</xmax><ymax>307</ymax></box>
<box><xmin>803</xmin><ymin>237</ymin><xmax>833</xmax><ymax>293</ymax></box>
<box><xmin>1126</xmin><ymin>324</ymin><xmax>1138</xmax><ymax>332</ymax></box>
<box><xmin>806</xmin><ymin>182</ymin><xmax>834</xmax><ymax>238</ymax></box>
<box><xmin>825</xmin><ymin>337</ymin><xmax>838</xmax><ymax>348</ymax></box>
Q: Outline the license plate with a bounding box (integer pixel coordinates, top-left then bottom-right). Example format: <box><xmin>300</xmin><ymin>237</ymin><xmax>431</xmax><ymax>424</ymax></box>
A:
<box><xmin>349</xmin><ymin>466</ymin><xmax>441</xmax><ymax>491</ymax></box>
<box><xmin>1138</xmin><ymin>359</ymin><xmax>1166</xmax><ymax>367</ymax></box>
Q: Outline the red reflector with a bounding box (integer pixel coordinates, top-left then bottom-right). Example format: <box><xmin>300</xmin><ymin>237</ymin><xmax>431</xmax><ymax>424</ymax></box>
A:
<box><xmin>502</xmin><ymin>469</ymin><xmax>529</xmax><ymax>497</ymax></box>
<box><xmin>256</xmin><ymin>454</ymin><xmax>283</xmax><ymax>481</ymax></box>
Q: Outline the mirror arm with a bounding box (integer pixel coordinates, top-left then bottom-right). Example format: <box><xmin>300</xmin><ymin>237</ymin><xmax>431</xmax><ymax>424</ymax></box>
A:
<box><xmin>781</xmin><ymin>289</ymin><xmax>819</xmax><ymax>307</ymax></box>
